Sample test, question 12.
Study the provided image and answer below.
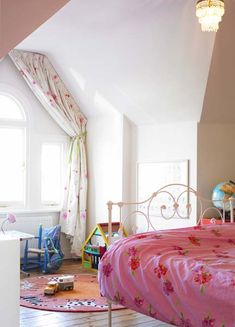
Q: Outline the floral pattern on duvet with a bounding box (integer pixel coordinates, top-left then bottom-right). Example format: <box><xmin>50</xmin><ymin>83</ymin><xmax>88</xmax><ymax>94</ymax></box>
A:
<box><xmin>98</xmin><ymin>223</ymin><xmax>235</xmax><ymax>327</ymax></box>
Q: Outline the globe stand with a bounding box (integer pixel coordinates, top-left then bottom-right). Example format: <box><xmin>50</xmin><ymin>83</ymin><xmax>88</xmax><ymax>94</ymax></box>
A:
<box><xmin>219</xmin><ymin>209</ymin><xmax>233</xmax><ymax>222</ymax></box>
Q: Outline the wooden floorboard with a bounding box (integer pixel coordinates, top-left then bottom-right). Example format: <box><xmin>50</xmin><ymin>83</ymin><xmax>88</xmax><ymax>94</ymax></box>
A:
<box><xmin>20</xmin><ymin>259</ymin><xmax>173</xmax><ymax>327</ymax></box>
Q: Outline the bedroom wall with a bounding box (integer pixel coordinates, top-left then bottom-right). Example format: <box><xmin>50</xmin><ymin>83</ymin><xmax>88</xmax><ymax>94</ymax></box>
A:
<box><xmin>197</xmin><ymin>2</ymin><xmax>235</xmax><ymax>211</ymax></box>
<box><xmin>197</xmin><ymin>123</ymin><xmax>235</xmax><ymax>200</ymax></box>
<box><xmin>122</xmin><ymin>117</ymin><xmax>134</xmax><ymax>202</ymax></box>
<box><xmin>132</xmin><ymin>121</ymin><xmax>198</xmax><ymax>229</ymax></box>
<box><xmin>86</xmin><ymin>112</ymin><xmax>134</xmax><ymax>234</ymax></box>
<box><xmin>86</xmin><ymin>111</ymin><xmax>123</xmax><ymax>234</ymax></box>
<box><xmin>199</xmin><ymin>0</ymin><xmax>235</xmax><ymax>125</ymax></box>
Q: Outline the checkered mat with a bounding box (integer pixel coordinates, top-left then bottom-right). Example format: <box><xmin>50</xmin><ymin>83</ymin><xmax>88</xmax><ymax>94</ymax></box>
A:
<box><xmin>20</xmin><ymin>274</ymin><xmax>124</xmax><ymax>312</ymax></box>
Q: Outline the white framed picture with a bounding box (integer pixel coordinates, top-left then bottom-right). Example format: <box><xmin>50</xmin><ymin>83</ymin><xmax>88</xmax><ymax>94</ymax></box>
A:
<box><xmin>137</xmin><ymin>160</ymin><xmax>189</xmax><ymax>219</ymax></box>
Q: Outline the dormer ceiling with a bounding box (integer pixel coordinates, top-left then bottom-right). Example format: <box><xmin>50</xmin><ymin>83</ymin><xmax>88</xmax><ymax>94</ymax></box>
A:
<box><xmin>16</xmin><ymin>0</ymin><xmax>216</xmax><ymax>125</ymax></box>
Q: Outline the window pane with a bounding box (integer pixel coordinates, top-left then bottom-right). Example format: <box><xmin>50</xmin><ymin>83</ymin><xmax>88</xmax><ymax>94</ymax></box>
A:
<box><xmin>41</xmin><ymin>144</ymin><xmax>62</xmax><ymax>204</ymax></box>
<box><xmin>0</xmin><ymin>128</ymin><xmax>25</xmax><ymax>203</ymax></box>
<box><xmin>0</xmin><ymin>94</ymin><xmax>25</xmax><ymax>120</ymax></box>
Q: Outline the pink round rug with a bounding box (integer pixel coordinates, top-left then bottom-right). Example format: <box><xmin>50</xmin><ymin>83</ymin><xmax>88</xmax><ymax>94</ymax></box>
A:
<box><xmin>20</xmin><ymin>274</ymin><xmax>124</xmax><ymax>312</ymax></box>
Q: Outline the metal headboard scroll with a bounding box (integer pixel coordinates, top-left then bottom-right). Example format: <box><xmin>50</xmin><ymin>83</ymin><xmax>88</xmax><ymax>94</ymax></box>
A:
<box><xmin>107</xmin><ymin>183</ymin><xmax>234</xmax><ymax>245</ymax></box>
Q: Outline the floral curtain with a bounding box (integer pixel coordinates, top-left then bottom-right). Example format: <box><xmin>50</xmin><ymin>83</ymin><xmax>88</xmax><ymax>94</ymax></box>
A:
<box><xmin>9</xmin><ymin>49</ymin><xmax>87</xmax><ymax>256</ymax></box>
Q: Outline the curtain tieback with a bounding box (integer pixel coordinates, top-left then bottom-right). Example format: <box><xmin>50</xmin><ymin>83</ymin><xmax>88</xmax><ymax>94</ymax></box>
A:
<box><xmin>72</xmin><ymin>132</ymin><xmax>86</xmax><ymax>142</ymax></box>
<box><xmin>69</xmin><ymin>132</ymin><xmax>86</xmax><ymax>162</ymax></box>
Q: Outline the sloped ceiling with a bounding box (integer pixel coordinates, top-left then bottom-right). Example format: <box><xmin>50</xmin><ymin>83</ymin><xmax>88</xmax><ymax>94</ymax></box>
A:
<box><xmin>16</xmin><ymin>0</ymin><xmax>215</xmax><ymax>125</ymax></box>
<box><xmin>0</xmin><ymin>0</ymin><xmax>69</xmax><ymax>59</ymax></box>
<box><xmin>200</xmin><ymin>0</ymin><xmax>235</xmax><ymax>124</ymax></box>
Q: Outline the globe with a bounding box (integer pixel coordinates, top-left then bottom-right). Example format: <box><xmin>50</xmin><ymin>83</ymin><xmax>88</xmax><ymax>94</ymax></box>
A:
<box><xmin>212</xmin><ymin>181</ymin><xmax>235</xmax><ymax>211</ymax></box>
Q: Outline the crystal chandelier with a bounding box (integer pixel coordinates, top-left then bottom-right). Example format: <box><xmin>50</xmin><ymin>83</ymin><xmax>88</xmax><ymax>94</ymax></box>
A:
<box><xmin>196</xmin><ymin>0</ymin><xmax>225</xmax><ymax>32</ymax></box>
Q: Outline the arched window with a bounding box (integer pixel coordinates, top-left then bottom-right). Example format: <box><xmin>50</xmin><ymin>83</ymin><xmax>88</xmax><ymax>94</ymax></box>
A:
<box><xmin>0</xmin><ymin>94</ymin><xmax>26</xmax><ymax>120</ymax></box>
<box><xmin>0</xmin><ymin>89</ymin><xmax>69</xmax><ymax>211</ymax></box>
<box><xmin>0</xmin><ymin>93</ymin><xmax>26</xmax><ymax>207</ymax></box>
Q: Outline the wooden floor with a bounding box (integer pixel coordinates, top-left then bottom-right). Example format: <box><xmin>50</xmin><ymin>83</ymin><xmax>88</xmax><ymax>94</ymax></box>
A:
<box><xmin>20</xmin><ymin>260</ymin><xmax>173</xmax><ymax>327</ymax></box>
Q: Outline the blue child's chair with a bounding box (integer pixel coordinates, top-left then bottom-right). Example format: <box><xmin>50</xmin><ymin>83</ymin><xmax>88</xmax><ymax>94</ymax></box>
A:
<box><xmin>22</xmin><ymin>224</ymin><xmax>63</xmax><ymax>273</ymax></box>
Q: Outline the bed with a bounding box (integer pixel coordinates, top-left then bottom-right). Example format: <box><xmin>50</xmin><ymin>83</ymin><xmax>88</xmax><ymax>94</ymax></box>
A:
<box><xmin>98</xmin><ymin>184</ymin><xmax>235</xmax><ymax>327</ymax></box>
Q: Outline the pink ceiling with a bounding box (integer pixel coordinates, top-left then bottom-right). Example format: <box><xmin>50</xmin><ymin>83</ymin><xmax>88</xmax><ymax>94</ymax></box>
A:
<box><xmin>0</xmin><ymin>0</ymin><xmax>70</xmax><ymax>59</ymax></box>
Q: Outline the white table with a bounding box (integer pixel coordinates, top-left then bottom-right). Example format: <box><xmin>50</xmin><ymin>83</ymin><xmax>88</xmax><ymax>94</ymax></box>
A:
<box><xmin>0</xmin><ymin>230</ymin><xmax>35</xmax><ymax>241</ymax></box>
<box><xmin>0</xmin><ymin>235</ymin><xmax>20</xmax><ymax>327</ymax></box>
<box><xmin>0</xmin><ymin>230</ymin><xmax>35</xmax><ymax>276</ymax></box>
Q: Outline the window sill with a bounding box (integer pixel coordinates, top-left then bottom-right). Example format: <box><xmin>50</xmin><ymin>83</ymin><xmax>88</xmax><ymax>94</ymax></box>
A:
<box><xmin>0</xmin><ymin>208</ymin><xmax>62</xmax><ymax>216</ymax></box>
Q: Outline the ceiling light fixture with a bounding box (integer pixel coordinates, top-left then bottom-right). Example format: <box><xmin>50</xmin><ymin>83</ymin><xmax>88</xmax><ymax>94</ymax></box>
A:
<box><xmin>196</xmin><ymin>0</ymin><xmax>225</xmax><ymax>32</ymax></box>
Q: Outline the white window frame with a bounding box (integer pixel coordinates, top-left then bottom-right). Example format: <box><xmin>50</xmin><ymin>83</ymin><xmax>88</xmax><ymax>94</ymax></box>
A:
<box><xmin>0</xmin><ymin>90</ymin><xmax>27</xmax><ymax>209</ymax></box>
<box><xmin>28</xmin><ymin>133</ymin><xmax>68</xmax><ymax>212</ymax></box>
<box><xmin>0</xmin><ymin>84</ymin><xmax>69</xmax><ymax>213</ymax></box>
<box><xmin>41</xmin><ymin>141</ymin><xmax>64</xmax><ymax>207</ymax></box>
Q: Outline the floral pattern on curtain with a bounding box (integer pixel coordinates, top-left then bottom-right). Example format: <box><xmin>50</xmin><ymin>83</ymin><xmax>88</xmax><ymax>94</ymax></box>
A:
<box><xmin>9</xmin><ymin>49</ymin><xmax>87</xmax><ymax>256</ymax></box>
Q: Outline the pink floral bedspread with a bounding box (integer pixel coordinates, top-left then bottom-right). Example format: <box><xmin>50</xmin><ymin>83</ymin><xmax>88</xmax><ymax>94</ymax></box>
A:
<box><xmin>98</xmin><ymin>223</ymin><xmax>235</xmax><ymax>327</ymax></box>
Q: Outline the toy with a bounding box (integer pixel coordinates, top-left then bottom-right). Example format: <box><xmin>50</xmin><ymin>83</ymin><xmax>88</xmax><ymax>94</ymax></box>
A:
<box><xmin>44</xmin><ymin>275</ymin><xmax>74</xmax><ymax>295</ymax></box>
<box><xmin>57</xmin><ymin>275</ymin><xmax>74</xmax><ymax>291</ymax></box>
<box><xmin>44</xmin><ymin>281</ymin><xmax>59</xmax><ymax>295</ymax></box>
<box><xmin>212</xmin><ymin>181</ymin><xmax>235</xmax><ymax>210</ymax></box>
<box><xmin>82</xmin><ymin>222</ymin><xmax>128</xmax><ymax>270</ymax></box>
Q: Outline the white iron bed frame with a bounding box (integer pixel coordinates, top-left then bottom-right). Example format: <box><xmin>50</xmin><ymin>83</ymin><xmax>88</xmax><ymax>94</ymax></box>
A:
<box><xmin>104</xmin><ymin>183</ymin><xmax>234</xmax><ymax>327</ymax></box>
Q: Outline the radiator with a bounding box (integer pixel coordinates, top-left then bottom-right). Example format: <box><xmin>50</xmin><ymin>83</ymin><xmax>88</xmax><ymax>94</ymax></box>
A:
<box><xmin>0</xmin><ymin>215</ymin><xmax>54</xmax><ymax>257</ymax></box>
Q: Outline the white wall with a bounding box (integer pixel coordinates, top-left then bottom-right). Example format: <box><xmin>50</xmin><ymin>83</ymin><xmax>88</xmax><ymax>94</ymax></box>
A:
<box><xmin>87</xmin><ymin>111</ymin><xmax>124</xmax><ymax>233</ymax></box>
<box><xmin>133</xmin><ymin>122</ymin><xmax>198</xmax><ymax>229</ymax></box>
<box><xmin>122</xmin><ymin>117</ymin><xmax>134</xmax><ymax>202</ymax></box>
